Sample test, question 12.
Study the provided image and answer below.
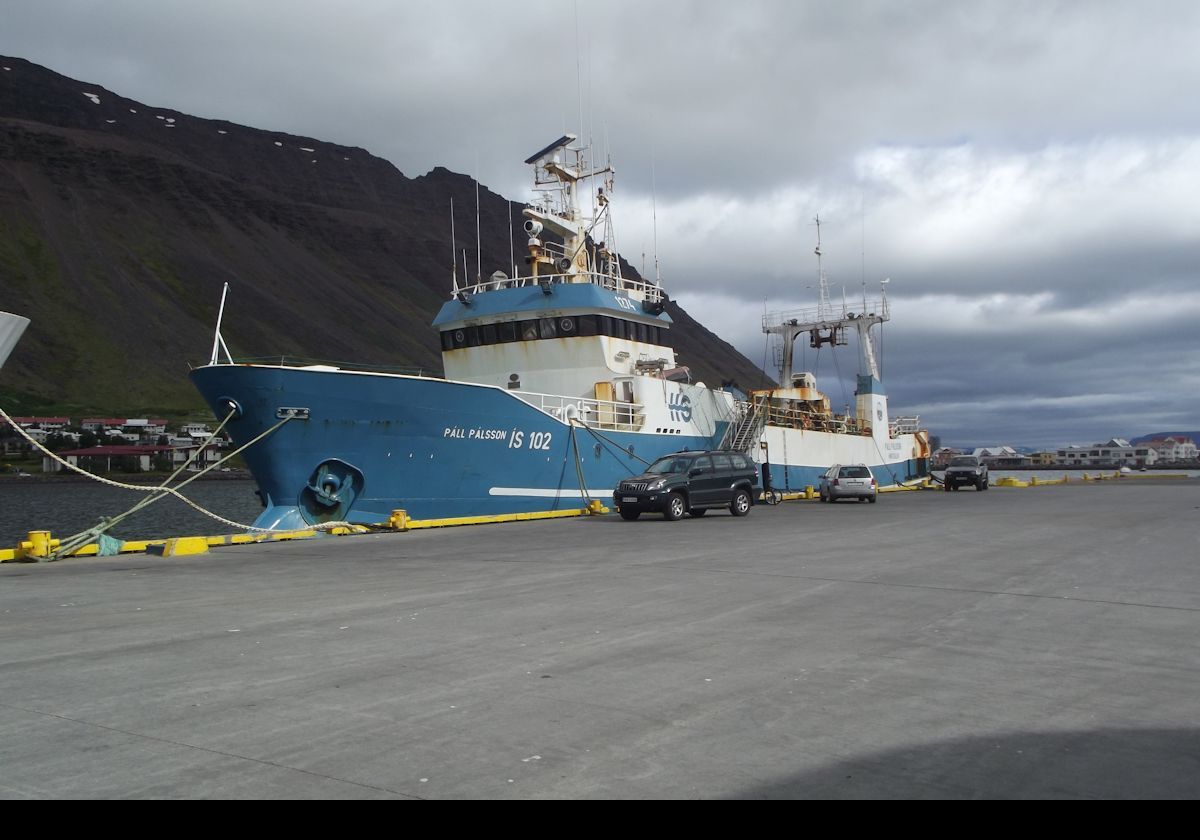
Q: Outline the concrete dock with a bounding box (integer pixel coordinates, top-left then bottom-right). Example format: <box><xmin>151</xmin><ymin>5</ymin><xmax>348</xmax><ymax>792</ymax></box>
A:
<box><xmin>2</xmin><ymin>480</ymin><xmax>1198</xmax><ymax>799</ymax></box>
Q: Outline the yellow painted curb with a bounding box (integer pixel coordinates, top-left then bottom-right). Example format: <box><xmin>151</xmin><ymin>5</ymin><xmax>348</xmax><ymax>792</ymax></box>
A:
<box><xmin>405</xmin><ymin>507</ymin><xmax>598</xmax><ymax>530</ymax></box>
<box><xmin>146</xmin><ymin>536</ymin><xmax>210</xmax><ymax>557</ymax></box>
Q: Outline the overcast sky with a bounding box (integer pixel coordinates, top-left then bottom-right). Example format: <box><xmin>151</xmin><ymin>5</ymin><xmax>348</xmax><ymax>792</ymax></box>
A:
<box><xmin>4</xmin><ymin>0</ymin><xmax>1199</xmax><ymax>447</ymax></box>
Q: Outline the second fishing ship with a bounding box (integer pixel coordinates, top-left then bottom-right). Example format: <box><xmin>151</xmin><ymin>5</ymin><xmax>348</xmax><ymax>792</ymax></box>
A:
<box><xmin>190</xmin><ymin>134</ymin><xmax>929</xmax><ymax>528</ymax></box>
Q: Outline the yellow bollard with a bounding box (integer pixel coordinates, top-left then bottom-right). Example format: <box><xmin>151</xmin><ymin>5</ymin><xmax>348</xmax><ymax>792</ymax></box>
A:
<box><xmin>804</xmin><ymin>485</ymin><xmax>815</xmax><ymax>499</ymax></box>
<box><xmin>388</xmin><ymin>509</ymin><xmax>410</xmax><ymax>531</ymax></box>
<box><xmin>17</xmin><ymin>530</ymin><xmax>60</xmax><ymax>561</ymax></box>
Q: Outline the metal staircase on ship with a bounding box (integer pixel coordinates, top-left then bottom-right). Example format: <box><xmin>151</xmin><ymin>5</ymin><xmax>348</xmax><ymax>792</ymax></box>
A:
<box><xmin>719</xmin><ymin>396</ymin><xmax>769</xmax><ymax>453</ymax></box>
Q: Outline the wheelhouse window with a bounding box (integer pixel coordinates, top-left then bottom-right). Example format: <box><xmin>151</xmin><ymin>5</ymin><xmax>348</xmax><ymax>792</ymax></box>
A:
<box><xmin>441</xmin><ymin>313</ymin><xmax>666</xmax><ymax>350</ymax></box>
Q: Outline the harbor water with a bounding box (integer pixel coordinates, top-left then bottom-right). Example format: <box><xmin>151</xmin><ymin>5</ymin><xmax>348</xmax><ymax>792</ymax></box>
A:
<box><xmin>0</xmin><ymin>477</ymin><xmax>263</xmax><ymax>548</ymax></box>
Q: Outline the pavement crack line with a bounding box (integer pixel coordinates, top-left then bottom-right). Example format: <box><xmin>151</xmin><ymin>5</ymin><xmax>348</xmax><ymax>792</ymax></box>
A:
<box><xmin>0</xmin><ymin>701</ymin><xmax>423</xmax><ymax>799</ymax></box>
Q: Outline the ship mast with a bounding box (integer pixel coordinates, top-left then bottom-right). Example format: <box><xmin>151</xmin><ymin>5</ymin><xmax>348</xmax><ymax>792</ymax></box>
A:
<box><xmin>763</xmin><ymin>217</ymin><xmax>889</xmax><ymax>386</ymax></box>
<box><xmin>450</xmin><ymin>133</ymin><xmax>662</xmax><ymax>306</ymax></box>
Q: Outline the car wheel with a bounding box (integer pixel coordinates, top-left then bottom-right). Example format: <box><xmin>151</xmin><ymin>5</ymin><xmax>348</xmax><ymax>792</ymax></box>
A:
<box><xmin>689</xmin><ymin>508</ymin><xmax>707</xmax><ymax>517</ymax></box>
<box><xmin>976</xmin><ymin>480</ymin><xmax>984</xmax><ymax>491</ymax></box>
<box><xmin>619</xmin><ymin>508</ymin><xmax>640</xmax><ymax>521</ymax></box>
<box><xmin>943</xmin><ymin>482</ymin><xmax>951</xmax><ymax>492</ymax></box>
<box><xmin>868</xmin><ymin>495</ymin><xmax>877</xmax><ymax>503</ymax></box>
<box><xmin>730</xmin><ymin>488</ymin><xmax>752</xmax><ymax>517</ymax></box>
<box><xmin>663</xmin><ymin>492</ymin><xmax>686</xmax><ymax>521</ymax></box>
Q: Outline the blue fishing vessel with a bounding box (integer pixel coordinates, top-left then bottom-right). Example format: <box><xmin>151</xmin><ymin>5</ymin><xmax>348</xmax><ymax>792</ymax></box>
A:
<box><xmin>190</xmin><ymin>135</ymin><xmax>929</xmax><ymax>529</ymax></box>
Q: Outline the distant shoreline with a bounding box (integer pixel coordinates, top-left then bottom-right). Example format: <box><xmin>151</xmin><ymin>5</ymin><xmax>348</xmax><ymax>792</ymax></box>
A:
<box><xmin>933</xmin><ymin>463</ymin><xmax>1200</xmax><ymax>472</ymax></box>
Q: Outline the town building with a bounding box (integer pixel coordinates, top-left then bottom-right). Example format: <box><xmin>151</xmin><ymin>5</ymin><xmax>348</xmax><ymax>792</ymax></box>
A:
<box><xmin>8</xmin><ymin>416</ymin><xmax>71</xmax><ymax>429</ymax></box>
<box><xmin>971</xmin><ymin>446</ymin><xmax>1031</xmax><ymax>468</ymax></box>
<box><xmin>1055</xmin><ymin>439</ymin><xmax>1157</xmax><ymax>468</ymax></box>
<box><xmin>1145</xmin><ymin>436</ymin><xmax>1198</xmax><ymax>463</ymax></box>
<box><xmin>931</xmin><ymin>447</ymin><xmax>963</xmax><ymax>468</ymax></box>
<box><xmin>80</xmin><ymin>418</ymin><xmax>169</xmax><ymax>434</ymax></box>
<box><xmin>44</xmin><ymin>442</ymin><xmax>223</xmax><ymax>474</ymax></box>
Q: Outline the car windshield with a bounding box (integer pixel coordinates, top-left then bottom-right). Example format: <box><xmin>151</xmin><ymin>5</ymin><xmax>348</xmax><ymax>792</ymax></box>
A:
<box><xmin>647</xmin><ymin>456</ymin><xmax>694</xmax><ymax>474</ymax></box>
<box><xmin>841</xmin><ymin>466</ymin><xmax>872</xmax><ymax>478</ymax></box>
<box><xmin>949</xmin><ymin>457</ymin><xmax>979</xmax><ymax>466</ymax></box>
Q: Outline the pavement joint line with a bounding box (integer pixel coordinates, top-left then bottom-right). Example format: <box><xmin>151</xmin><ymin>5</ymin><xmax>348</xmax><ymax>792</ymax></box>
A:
<box><xmin>647</xmin><ymin>564</ymin><xmax>1200</xmax><ymax>613</ymax></box>
<box><xmin>361</xmin><ymin>552</ymin><xmax>1200</xmax><ymax>615</ymax></box>
<box><xmin>0</xmin><ymin>700</ymin><xmax>422</xmax><ymax>800</ymax></box>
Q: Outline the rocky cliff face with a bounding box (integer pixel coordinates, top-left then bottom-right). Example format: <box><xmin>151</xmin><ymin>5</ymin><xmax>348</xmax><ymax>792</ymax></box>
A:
<box><xmin>0</xmin><ymin>56</ymin><xmax>769</xmax><ymax>413</ymax></box>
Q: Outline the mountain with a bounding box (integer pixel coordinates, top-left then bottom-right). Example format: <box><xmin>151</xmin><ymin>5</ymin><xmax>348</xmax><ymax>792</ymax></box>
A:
<box><xmin>0</xmin><ymin>56</ymin><xmax>769</xmax><ymax>415</ymax></box>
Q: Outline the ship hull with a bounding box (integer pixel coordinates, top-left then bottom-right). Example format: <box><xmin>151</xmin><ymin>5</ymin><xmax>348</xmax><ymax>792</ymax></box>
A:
<box><xmin>757</xmin><ymin>425</ymin><xmax>928</xmax><ymax>493</ymax></box>
<box><xmin>191</xmin><ymin>364</ymin><xmax>927</xmax><ymax>529</ymax></box>
<box><xmin>190</xmin><ymin>364</ymin><xmax>725</xmax><ymax>528</ymax></box>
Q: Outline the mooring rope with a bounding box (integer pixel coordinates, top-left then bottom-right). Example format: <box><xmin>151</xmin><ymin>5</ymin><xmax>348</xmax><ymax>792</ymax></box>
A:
<box><xmin>567</xmin><ymin>421</ymin><xmax>594</xmax><ymax>506</ymax></box>
<box><xmin>570</xmin><ymin>418</ymin><xmax>652</xmax><ymax>473</ymax></box>
<box><xmin>0</xmin><ymin>406</ymin><xmax>351</xmax><ymax>560</ymax></box>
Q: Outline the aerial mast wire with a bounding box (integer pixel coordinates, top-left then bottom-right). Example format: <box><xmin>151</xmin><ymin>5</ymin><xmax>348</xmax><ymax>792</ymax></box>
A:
<box><xmin>814</xmin><ymin>214</ymin><xmax>831</xmax><ymax>319</ymax></box>
<box><xmin>450</xmin><ymin>197</ymin><xmax>458</xmax><ymax>295</ymax></box>
<box><xmin>475</xmin><ymin>155</ymin><xmax>482</xmax><ymax>284</ymax></box>
<box><xmin>508</xmin><ymin>199</ymin><xmax>516</xmax><ymax>279</ymax></box>
<box><xmin>651</xmin><ymin>158</ymin><xmax>661</xmax><ymax>286</ymax></box>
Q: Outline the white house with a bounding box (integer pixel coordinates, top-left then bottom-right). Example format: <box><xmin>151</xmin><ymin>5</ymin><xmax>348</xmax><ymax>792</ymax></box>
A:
<box><xmin>1148</xmin><ymin>436</ymin><xmax>1197</xmax><ymax>463</ymax></box>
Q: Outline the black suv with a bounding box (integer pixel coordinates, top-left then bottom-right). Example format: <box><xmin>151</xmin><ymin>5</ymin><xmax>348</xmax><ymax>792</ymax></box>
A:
<box><xmin>613</xmin><ymin>450</ymin><xmax>760</xmax><ymax>521</ymax></box>
<box><xmin>943</xmin><ymin>455</ymin><xmax>989</xmax><ymax>491</ymax></box>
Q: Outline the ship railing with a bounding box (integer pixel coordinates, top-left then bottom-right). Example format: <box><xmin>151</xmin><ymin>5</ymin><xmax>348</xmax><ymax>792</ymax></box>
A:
<box><xmin>511</xmin><ymin>390</ymin><xmax>646</xmax><ymax>432</ymax></box>
<box><xmin>762</xmin><ymin>296</ymin><xmax>889</xmax><ymax>331</ymax></box>
<box><xmin>762</xmin><ymin>400</ymin><xmax>867</xmax><ymax>435</ymax></box>
<box><xmin>889</xmin><ymin>416</ymin><xmax>922</xmax><ymax>435</ymax></box>
<box><xmin>459</xmin><ymin>269</ymin><xmax>666</xmax><ymax>302</ymax></box>
<box><xmin>228</xmin><ymin>356</ymin><xmax>430</xmax><ymax>376</ymax></box>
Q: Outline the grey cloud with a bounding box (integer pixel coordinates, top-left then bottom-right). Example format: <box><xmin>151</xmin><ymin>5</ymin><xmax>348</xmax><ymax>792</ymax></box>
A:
<box><xmin>3</xmin><ymin>0</ymin><xmax>1198</xmax><ymax>446</ymax></box>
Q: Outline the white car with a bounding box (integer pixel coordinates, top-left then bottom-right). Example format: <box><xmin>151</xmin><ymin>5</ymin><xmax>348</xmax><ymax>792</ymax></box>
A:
<box><xmin>819</xmin><ymin>464</ymin><xmax>878</xmax><ymax>503</ymax></box>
